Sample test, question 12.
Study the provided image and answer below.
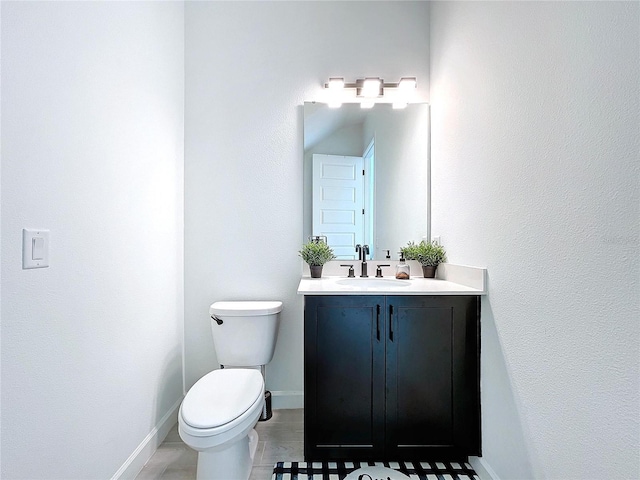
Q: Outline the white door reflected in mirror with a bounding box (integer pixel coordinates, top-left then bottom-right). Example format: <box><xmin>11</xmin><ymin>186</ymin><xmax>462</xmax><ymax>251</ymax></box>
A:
<box><xmin>312</xmin><ymin>154</ymin><xmax>369</xmax><ymax>260</ymax></box>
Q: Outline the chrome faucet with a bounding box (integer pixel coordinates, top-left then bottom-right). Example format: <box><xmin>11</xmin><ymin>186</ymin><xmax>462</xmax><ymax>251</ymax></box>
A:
<box><xmin>355</xmin><ymin>244</ymin><xmax>370</xmax><ymax>277</ymax></box>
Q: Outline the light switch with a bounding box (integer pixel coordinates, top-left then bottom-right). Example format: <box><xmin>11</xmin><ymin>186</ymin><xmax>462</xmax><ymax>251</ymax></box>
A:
<box><xmin>32</xmin><ymin>237</ymin><xmax>45</xmax><ymax>260</ymax></box>
<box><xmin>23</xmin><ymin>229</ymin><xmax>49</xmax><ymax>269</ymax></box>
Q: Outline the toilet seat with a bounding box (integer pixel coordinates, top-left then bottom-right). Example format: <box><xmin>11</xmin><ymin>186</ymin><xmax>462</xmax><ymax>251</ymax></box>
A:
<box><xmin>180</xmin><ymin>369</ymin><xmax>264</xmax><ymax>439</ymax></box>
<box><xmin>182</xmin><ymin>369</ymin><xmax>263</xmax><ymax>429</ymax></box>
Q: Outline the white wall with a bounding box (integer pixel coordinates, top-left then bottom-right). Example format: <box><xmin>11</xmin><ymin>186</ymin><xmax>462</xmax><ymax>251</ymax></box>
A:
<box><xmin>184</xmin><ymin>1</ymin><xmax>430</xmax><ymax>402</ymax></box>
<box><xmin>429</xmin><ymin>2</ymin><xmax>639</xmax><ymax>479</ymax></box>
<box><xmin>1</xmin><ymin>2</ymin><xmax>184</xmax><ymax>478</ymax></box>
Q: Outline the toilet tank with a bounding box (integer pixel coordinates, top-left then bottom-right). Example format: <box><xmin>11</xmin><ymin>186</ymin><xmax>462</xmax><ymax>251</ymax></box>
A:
<box><xmin>209</xmin><ymin>301</ymin><xmax>283</xmax><ymax>367</ymax></box>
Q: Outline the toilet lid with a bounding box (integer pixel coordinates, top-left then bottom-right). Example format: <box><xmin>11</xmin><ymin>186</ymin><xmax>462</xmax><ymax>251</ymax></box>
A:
<box><xmin>181</xmin><ymin>369</ymin><xmax>263</xmax><ymax>429</ymax></box>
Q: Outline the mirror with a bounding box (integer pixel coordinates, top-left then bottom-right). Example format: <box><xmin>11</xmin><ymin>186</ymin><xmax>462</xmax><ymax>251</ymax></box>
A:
<box><xmin>303</xmin><ymin>102</ymin><xmax>430</xmax><ymax>260</ymax></box>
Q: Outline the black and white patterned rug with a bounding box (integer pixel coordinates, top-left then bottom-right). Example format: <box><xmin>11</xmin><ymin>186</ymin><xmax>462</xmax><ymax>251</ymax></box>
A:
<box><xmin>271</xmin><ymin>461</ymin><xmax>479</xmax><ymax>480</ymax></box>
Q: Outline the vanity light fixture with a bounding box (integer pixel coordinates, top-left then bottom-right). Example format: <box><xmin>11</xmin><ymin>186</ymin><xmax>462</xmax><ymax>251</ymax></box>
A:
<box><xmin>323</xmin><ymin>76</ymin><xmax>417</xmax><ymax>108</ymax></box>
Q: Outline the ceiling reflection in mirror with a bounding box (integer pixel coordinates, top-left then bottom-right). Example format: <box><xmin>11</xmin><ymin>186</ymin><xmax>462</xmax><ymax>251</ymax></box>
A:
<box><xmin>303</xmin><ymin>102</ymin><xmax>430</xmax><ymax>260</ymax></box>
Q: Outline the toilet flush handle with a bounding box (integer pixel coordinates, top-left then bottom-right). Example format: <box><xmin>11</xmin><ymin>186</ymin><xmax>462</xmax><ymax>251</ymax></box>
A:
<box><xmin>210</xmin><ymin>315</ymin><xmax>223</xmax><ymax>326</ymax></box>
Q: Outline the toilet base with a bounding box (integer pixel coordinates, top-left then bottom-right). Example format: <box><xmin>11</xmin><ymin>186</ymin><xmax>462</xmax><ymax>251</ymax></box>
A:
<box><xmin>196</xmin><ymin>429</ymin><xmax>259</xmax><ymax>480</ymax></box>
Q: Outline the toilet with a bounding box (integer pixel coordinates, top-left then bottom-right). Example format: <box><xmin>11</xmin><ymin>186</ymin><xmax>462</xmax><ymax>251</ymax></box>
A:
<box><xmin>178</xmin><ymin>301</ymin><xmax>283</xmax><ymax>480</ymax></box>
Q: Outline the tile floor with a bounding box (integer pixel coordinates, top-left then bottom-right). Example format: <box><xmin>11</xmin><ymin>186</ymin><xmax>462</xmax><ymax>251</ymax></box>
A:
<box><xmin>135</xmin><ymin>409</ymin><xmax>304</xmax><ymax>480</ymax></box>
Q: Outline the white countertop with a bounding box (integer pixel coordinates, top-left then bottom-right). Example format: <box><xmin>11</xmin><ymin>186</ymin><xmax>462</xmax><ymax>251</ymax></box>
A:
<box><xmin>297</xmin><ymin>275</ymin><xmax>484</xmax><ymax>295</ymax></box>
<box><xmin>297</xmin><ymin>262</ymin><xmax>487</xmax><ymax>295</ymax></box>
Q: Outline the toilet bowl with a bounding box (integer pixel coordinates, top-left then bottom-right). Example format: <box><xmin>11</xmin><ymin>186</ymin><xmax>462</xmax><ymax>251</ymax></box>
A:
<box><xmin>178</xmin><ymin>369</ymin><xmax>264</xmax><ymax>480</ymax></box>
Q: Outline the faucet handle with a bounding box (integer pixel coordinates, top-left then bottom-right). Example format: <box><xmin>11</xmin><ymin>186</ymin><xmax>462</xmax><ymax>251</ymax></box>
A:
<box><xmin>340</xmin><ymin>264</ymin><xmax>355</xmax><ymax>278</ymax></box>
<box><xmin>375</xmin><ymin>264</ymin><xmax>391</xmax><ymax>278</ymax></box>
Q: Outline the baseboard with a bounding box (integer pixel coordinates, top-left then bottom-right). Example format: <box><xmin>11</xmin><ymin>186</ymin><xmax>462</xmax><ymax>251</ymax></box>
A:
<box><xmin>110</xmin><ymin>397</ymin><xmax>183</xmax><ymax>480</ymax></box>
<box><xmin>270</xmin><ymin>390</ymin><xmax>303</xmax><ymax>409</ymax></box>
<box><xmin>469</xmin><ymin>457</ymin><xmax>500</xmax><ymax>480</ymax></box>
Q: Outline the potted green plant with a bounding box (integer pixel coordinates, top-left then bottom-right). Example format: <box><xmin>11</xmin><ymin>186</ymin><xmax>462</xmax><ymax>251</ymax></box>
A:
<box><xmin>400</xmin><ymin>240</ymin><xmax>446</xmax><ymax>278</ymax></box>
<box><xmin>299</xmin><ymin>240</ymin><xmax>336</xmax><ymax>278</ymax></box>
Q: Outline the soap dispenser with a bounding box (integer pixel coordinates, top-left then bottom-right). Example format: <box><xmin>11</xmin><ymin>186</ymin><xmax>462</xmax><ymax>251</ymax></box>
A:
<box><xmin>395</xmin><ymin>252</ymin><xmax>410</xmax><ymax>279</ymax></box>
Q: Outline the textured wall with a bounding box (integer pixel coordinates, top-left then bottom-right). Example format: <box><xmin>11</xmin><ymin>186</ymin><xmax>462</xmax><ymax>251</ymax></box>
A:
<box><xmin>430</xmin><ymin>2</ymin><xmax>639</xmax><ymax>478</ymax></box>
<box><xmin>1</xmin><ymin>2</ymin><xmax>185</xmax><ymax>478</ymax></box>
<box><xmin>184</xmin><ymin>1</ymin><xmax>430</xmax><ymax>400</ymax></box>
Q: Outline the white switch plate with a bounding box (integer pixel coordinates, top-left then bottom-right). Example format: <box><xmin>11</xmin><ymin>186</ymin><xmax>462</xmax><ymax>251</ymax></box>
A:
<box><xmin>432</xmin><ymin>236</ymin><xmax>441</xmax><ymax>246</ymax></box>
<box><xmin>23</xmin><ymin>229</ymin><xmax>49</xmax><ymax>269</ymax></box>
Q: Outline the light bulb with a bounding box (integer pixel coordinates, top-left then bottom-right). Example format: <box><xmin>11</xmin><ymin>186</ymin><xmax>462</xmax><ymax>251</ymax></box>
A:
<box><xmin>361</xmin><ymin>78</ymin><xmax>382</xmax><ymax>97</ymax></box>
<box><xmin>398</xmin><ymin>77</ymin><xmax>417</xmax><ymax>90</ymax></box>
<box><xmin>328</xmin><ymin>77</ymin><xmax>345</xmax><ymax>90</ymax></box>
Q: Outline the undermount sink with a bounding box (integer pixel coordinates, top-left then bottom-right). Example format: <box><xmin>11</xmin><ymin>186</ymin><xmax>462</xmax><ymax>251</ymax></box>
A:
<box><xmin>336</xmin><ymin>278</ymin><xmax>411</xmax><ymax>288</ymax></box>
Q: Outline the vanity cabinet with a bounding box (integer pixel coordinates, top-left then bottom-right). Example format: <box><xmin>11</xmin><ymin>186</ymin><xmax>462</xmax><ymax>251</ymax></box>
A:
<box><xmin>303</xmin><ymin>294</ymin><xmax>480</xmax><ymax>461</ymax></box>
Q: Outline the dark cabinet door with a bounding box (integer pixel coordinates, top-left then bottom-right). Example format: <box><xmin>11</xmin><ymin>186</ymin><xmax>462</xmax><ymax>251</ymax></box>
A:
<box><xmin>304</xmin><ymin>294</ymin><xmax>480</xmax><ymax>461</ymax></box>
<box><xmin>385</xmin><ymin>296</ymin><xmax>480</xmax><ymax>459</ymax></box>
<box><xmin>304</xmin><ymin>295</ymin><xmax>386</xmax><ymax>460</ymax></box>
